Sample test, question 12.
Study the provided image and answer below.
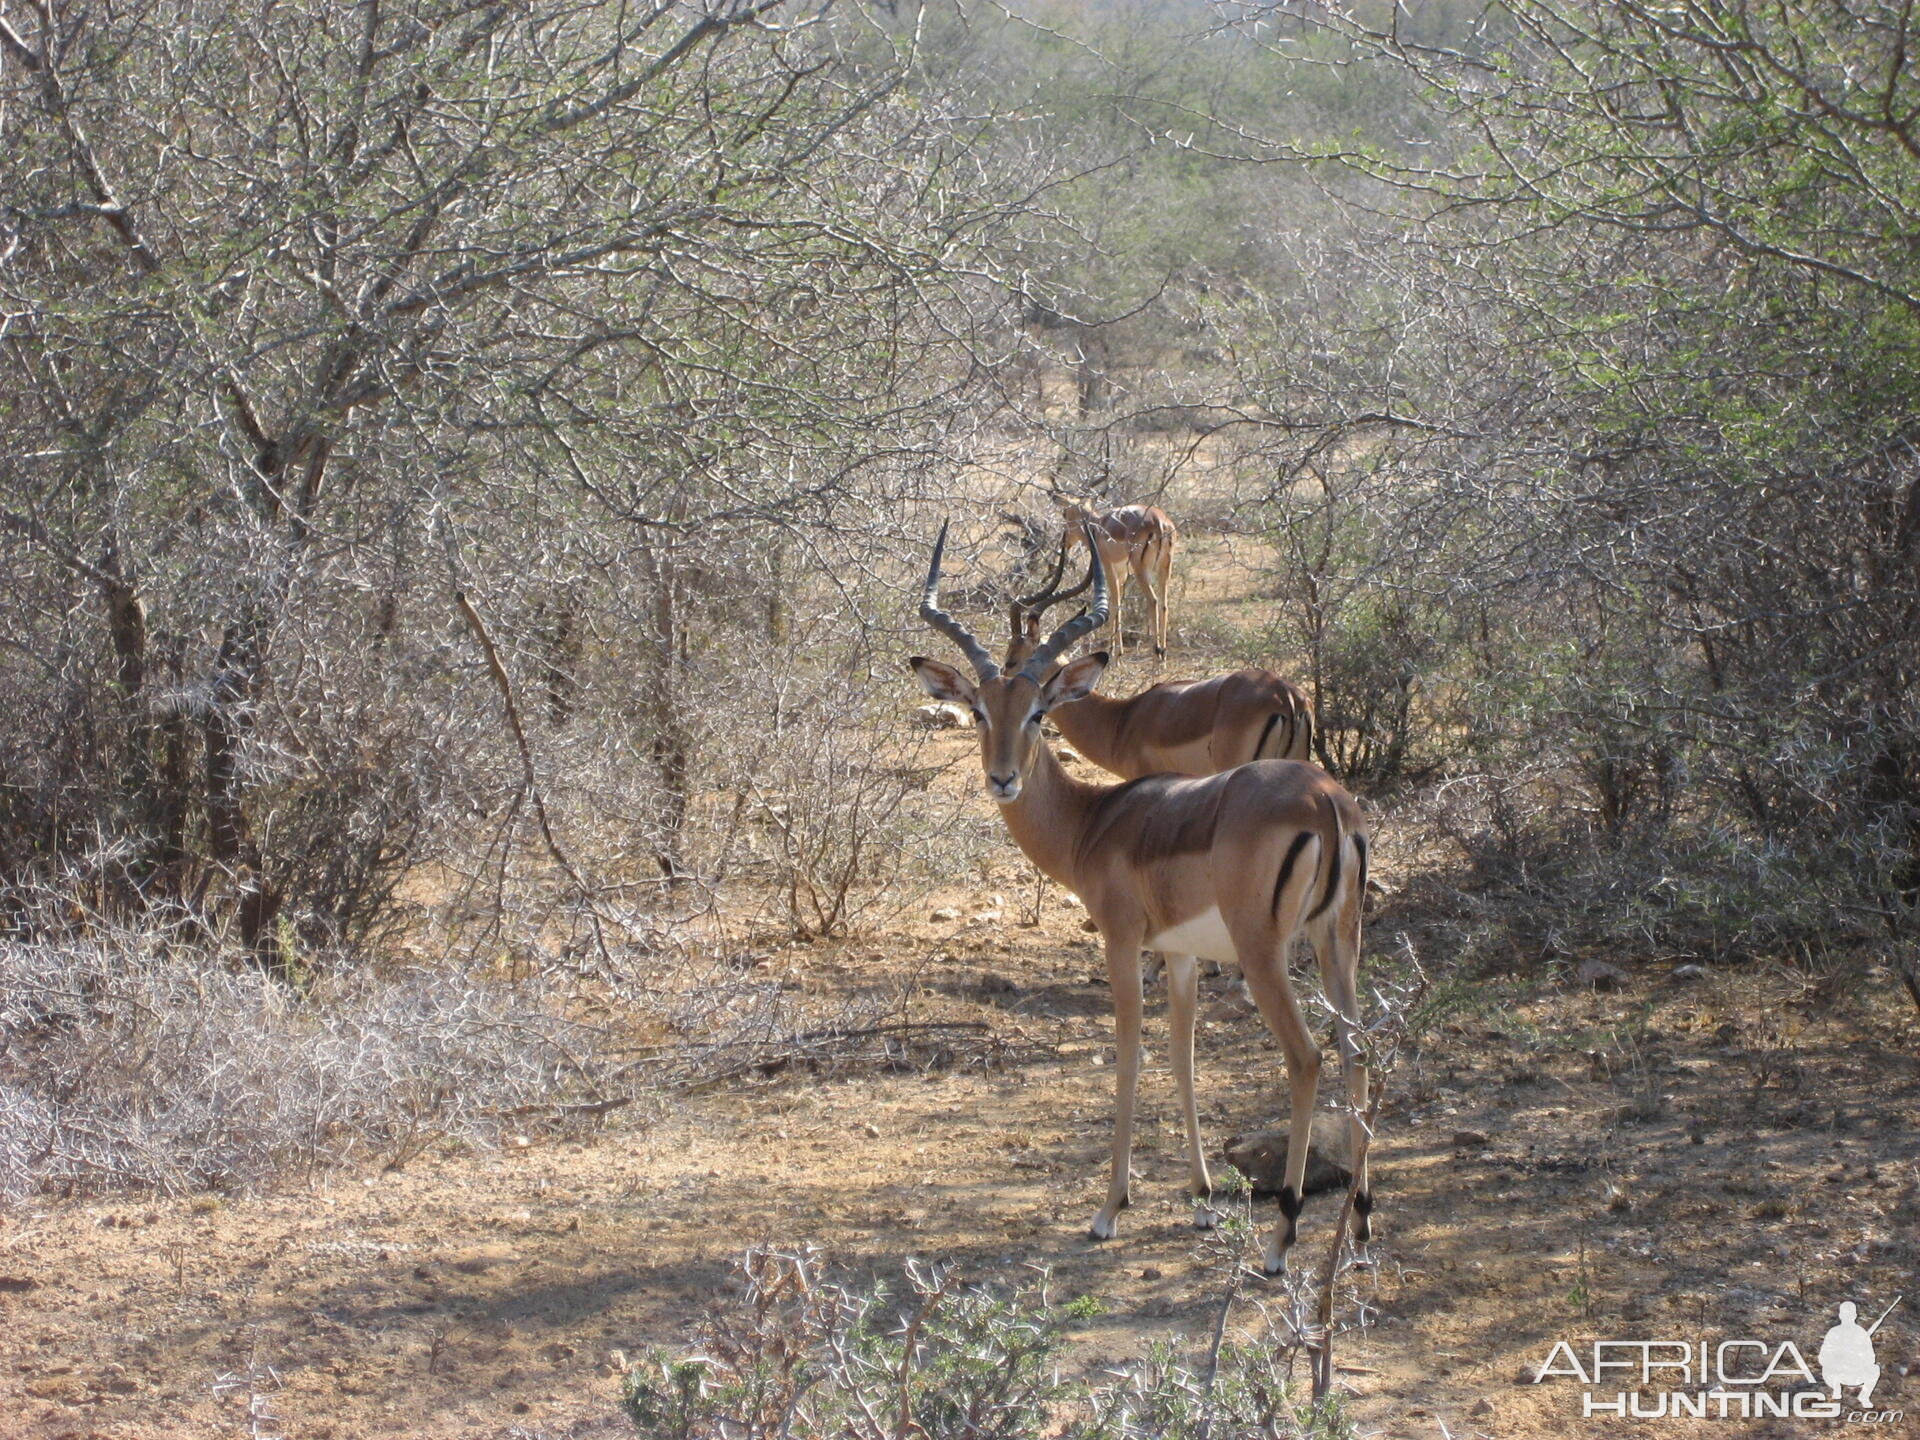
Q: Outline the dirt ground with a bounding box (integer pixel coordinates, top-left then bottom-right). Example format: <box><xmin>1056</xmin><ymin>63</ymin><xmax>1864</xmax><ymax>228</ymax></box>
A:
<box><xmin>4</xmin><ymin>540</ymin><xmax>1919</xmax><ymax>1440</ymax></box>
<box><xmin>4</xmin><ymin>895</ymin><xmax>1917</xmax><ymax>1440</ymax></box>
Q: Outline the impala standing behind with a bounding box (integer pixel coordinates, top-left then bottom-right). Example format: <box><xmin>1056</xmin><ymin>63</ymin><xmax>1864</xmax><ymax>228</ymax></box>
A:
<box><xmin>1007</xmin><ymin>546</ymin><xmax>1313</xmax><ymax>779</ymax></box>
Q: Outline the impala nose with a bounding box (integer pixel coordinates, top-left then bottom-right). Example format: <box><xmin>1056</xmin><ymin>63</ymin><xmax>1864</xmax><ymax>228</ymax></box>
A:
<box><xmin>987</xmin><ymin>771</ymin><xmax>1021</xmax><ymax>802</ymax></box>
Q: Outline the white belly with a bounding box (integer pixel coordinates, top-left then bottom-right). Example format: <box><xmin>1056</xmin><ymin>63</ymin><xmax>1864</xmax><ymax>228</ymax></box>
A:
<box><xmin>1146</xmin><ymin>906</ymin><xmax>1238</xmax><ymax>964</ymax></box>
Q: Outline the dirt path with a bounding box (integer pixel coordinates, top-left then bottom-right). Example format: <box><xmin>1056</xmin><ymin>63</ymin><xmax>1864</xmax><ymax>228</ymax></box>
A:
<box><xmin>4</xmin><ymin>903</ymin><xmax>1917</xmax><ymax>1440</ymax></box>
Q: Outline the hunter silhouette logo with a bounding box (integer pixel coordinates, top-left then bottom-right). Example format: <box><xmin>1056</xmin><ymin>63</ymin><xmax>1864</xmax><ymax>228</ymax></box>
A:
<box><xmin>1531</xmin><ymin>1295</ymin><xmax>1904</xmax><ymax>1423</ymax></box>
<box><xmin>1821</xmin><ymin>1300</ymin><xmax>1897</xmax><ymax>1408</ymax></box>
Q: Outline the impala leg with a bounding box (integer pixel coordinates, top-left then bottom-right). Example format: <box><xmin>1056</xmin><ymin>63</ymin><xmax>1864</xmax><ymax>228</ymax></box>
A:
<box><xmin>1107</xmin><ymin>565</ymin><xmax>1129</xmax><ymax>658</ymax></box>
<box><xmin>1133</xmin><ymin>560</ymin><xmax>1157</xmax><ymax>662</ymax></box>
<box><xmin>1164</xmin><ymin>954</ymin><xmax>1213</xmax><ymax>1227</ymax></box>
<box><xmin>1316</xmin><ymin>902</ymin><xmax>1371</xmax><ymax>1245</ymax></box>
<box><xmin>1238</xmin><ymin>955</ymin><xmax>1321</xmax><ymax>1276</ymax></box>
<box><xmin>1156</xmin><ymin>541</ymin><xmax>1173</xmax><ymax>656</ymax></box>
<box><xmin>1144</xmin><ymin>545</ymin><xmax>1172</xmax><ymax>658</ymax></box>
<box><xmin>1091</xmin><ymin>933</ymin><xmax>1144</xmax><ymax>1241</ymax></box>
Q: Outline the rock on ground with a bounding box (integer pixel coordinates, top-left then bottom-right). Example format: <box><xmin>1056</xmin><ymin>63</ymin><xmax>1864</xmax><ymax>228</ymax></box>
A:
<box><xmin>1223</xmin><ymin>1113</ymin><xmax>1353</xmax><ymax>1196</ymax></box>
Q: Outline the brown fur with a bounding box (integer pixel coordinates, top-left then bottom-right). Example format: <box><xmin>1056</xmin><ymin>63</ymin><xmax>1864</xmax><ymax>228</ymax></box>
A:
<box><xmin>1057</xmin><ymin>669</ymin><xmax>1314</xmax><ymax>779</ymax></box>
<box><xmin>1004</xmin><ymin>614</ymin><xmax>1315</xmax><ymax>782</ymax></box>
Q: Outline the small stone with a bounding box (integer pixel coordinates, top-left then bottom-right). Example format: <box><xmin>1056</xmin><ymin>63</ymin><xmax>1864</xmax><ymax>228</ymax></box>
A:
<box><xmin>1576</xmin><ymin>958</ymin><xmax>1628</xmax><ymax>990</ymax></box>
<box><xmin>1671</xmin><ymin>963</ymin><xmax>1707</xmax><ymax>981</ymax></box>
<box><xmin>861</xmin><ymin>1122</ymin><xmax>881</xmax><ymax>1138</ymax></box>
<box><xmin>930</xmin><ymin>907</ymin><xmax>962</xmax><ymax>922</ymax></box>
<box><xmin>914</xmin><ymin>703</ymin><xmax>965</xmax><ymax>729</ymax></box>
<box><xmin>1140</xmin><ymin>1267</ymin><xmax>1162</xmax><ymax>1281</ymax></box>
<box><xmin>965</xmin><ymin>911</ymin><xmax>1003</xmax><ymax>926</ymax></box>
<box><xmin>1223</xmin><ymin>1117</ymin><xmax>1352</xmax><ymax>1196</ymax></box>
<box><xmin>1469</xmin><ymin>1399</ymin><xmax>1493</xmax><ymax>1418</ymax></box>
<box><xmin>1452</xmin><ymin>1130</ymin><xmax>1490</xmax><ymax>1148</ymax></box>
<box><xmin>451</xmin><ymin>1244</ymin><xmax>516</xmax><ymax>1274</ymax></box>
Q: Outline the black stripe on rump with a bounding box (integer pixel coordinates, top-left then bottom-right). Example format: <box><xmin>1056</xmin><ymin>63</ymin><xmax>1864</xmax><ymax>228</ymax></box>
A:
<box><xmin>1269</xmin><ymin>830</ymin><xmax>1314</xmax><ymax>918</ymax></box>
<box><xmin>1353</xmin><ymin>832</ymin><xmax>1369</xmax><ymax>895</ymax></box>
<box><xmin>1254</xmin><ymin>711</ymin><xmax>1282</xmax><ymax>761</ymax></box>
<box><xmin>1307</xmin><ymin>797</ymin><xmax>1344</xmax><ymax>920</ymax></box>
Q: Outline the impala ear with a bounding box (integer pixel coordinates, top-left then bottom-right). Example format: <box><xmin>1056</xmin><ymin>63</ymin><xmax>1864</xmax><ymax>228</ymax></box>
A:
<box><xmin>909</xmin><ymin>656</ymin><xmax>978</xmax><ymax>708</ymax></box>
<box><xmin>1043</xmin><ymin>652</ymin><xmax>1107</xmax><ymax>707</ymax></box>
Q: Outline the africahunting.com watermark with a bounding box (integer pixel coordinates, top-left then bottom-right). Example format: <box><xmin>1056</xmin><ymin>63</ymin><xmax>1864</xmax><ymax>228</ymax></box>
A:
<box><xmin>1531</xmin><ymin>1297</ymin><xmax>1903</xmax><ymax>1423</ymax></box>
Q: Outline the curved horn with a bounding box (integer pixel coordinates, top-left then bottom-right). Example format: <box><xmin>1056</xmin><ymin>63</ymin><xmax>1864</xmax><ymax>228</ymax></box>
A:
<box><xmin>1030</xmin><ymin>538</ymin><xmax>1093</xmax><ymax>612</ymax></box>
<box><xmin>1016</xmin><ymin>530</ymin><xmax>1094</xmax><ymax>615</ymax></box>
<box><xmin>1018</xmin><ymin>522</ymin><xmax>1108</xmax><ymax>681</ymax></box>
<box><xmin>1016</xmin><ymin>530</ymin><xmax>1070</xmax><ymax>613</ymax></box>
<box><xmin>920</xmin><ymin>521</ymin><xmax>1000</xmax><ymax>680</ymax></box>
<box><xmin>1008</xmin><ymin>531</ymin><xmax>1093</xmax><ymax>660</ymax></box>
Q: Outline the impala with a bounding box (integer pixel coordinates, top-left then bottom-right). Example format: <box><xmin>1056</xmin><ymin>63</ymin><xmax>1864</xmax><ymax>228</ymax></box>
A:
<box><xmin>909</xmin><ymin>522</ymin><xmax>1371</xmax><ymax>1274</ymax></box>
<box><xmin>1008</xmin><ymin>545</ymin><xmax>1314</xmax><ymax>780</ymax></box>
<box><xmin>1059</xmin><ymin>500</ymin><xmax>1177</xmax><ymax>658</ymax></box>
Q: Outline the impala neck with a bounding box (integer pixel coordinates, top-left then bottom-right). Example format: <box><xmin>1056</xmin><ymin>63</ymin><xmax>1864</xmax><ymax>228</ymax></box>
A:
<box><xmin>1000</xmin><ymin>734</ymin><xmax>1104</xmax><ymax>890</ymax></box>
<box><xmin>1049</xmin><ymin>693</ymin><xmax>1126</xmax><ymax>775</ymax></box>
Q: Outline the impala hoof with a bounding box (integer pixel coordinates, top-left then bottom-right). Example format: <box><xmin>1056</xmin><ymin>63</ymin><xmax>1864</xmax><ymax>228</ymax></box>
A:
<box><xmin>1088</xmin><ymin>1213</ymin><xmax>1118</xmax><ymax>1241</ymax></box>
<box><xmin>1192</xmin><ymin>1203</ymin><xmax>1219</xmax><ymax>1232</ymax></box>
<box><xmin>1260</xmin><ymin>1239</ymin><xmax>1288</xmax><ymax>1276</ymax></box>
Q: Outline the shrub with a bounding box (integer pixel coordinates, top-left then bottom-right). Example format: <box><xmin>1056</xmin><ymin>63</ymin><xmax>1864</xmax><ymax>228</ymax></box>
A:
<box><xmin>621</xmin><ymin>1247</ymin><xmax>1351</xmax><ymax>1440</ymax></box>
<box><xmin>0</xmin><ymin>895</ymin><xmax>615</xmax><ymax>1204</ymax></box>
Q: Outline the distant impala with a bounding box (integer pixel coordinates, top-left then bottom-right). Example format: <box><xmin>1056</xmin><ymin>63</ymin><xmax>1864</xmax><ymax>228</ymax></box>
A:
<box><xmin>1059</xmin><ymin>501</ymin><xmax>1177</xmax><ymax>658</ymax></box>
